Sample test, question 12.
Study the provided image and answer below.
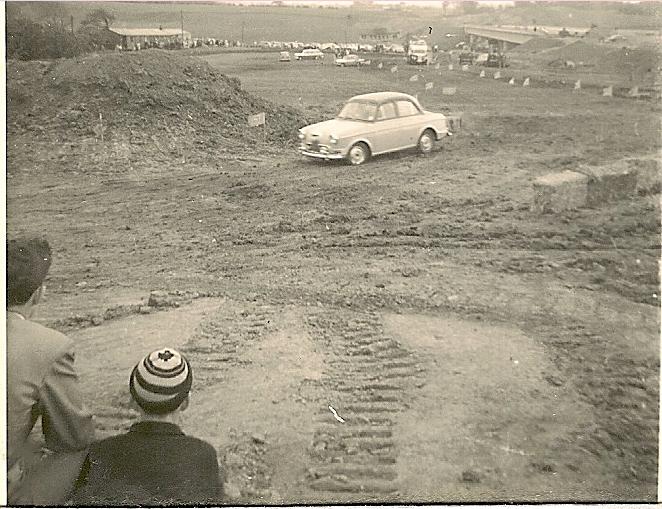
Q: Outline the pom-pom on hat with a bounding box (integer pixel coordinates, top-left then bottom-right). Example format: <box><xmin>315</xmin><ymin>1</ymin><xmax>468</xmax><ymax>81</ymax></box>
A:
<box><xmin>129</xmin><ymin>348</ymin><xmax>193</xmax><ymax>414</ymax></box>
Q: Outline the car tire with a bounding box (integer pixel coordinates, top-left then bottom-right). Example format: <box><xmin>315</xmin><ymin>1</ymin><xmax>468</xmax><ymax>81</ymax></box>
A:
<box><xmin>418</xmin><ymin>129</ymin><xmax>435</xmax><ymax>155</ymax></box>
<box><xmin>347</xmin><ymin>142</ymin><xmax>370</xmax><ymax>166</ymax></box>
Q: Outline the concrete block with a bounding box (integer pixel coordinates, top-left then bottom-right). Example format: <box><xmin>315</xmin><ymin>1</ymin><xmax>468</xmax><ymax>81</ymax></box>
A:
<box><xmin>532</xmin><ymin>170</ymin><xmax>588</xmax><ymax>213</ymax></box>
<box><xmin>584</xmin><ymin>163</ymin><xmax>637</xmax><ymax>206</ymax></box>
<box><xmin>628</xmin><ymin>157</ymin><xmax>661</xmax><ymax>194</ymax></box>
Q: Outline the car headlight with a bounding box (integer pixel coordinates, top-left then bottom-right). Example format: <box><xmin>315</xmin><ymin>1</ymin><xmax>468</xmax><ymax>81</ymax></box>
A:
<box><xmin>329</xmin><ymin>134</ymin><xmax>338</xmax><ymax>144</ymax></box>
<box><xmin>298</xmin><ymin>131</ymin><xmax>305</xmax><ymax>140</ymax></box>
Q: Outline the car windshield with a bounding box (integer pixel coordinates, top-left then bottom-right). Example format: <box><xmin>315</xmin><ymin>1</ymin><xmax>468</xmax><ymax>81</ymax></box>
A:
<box><xmin>337</xmin><ymin>101</ymin><xmax>377</xmax><ymax>121</ymax></box>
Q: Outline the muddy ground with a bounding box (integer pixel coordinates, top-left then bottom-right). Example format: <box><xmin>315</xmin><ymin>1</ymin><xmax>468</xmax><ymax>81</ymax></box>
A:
<box><xmin>7</xmin><ymin>50</ymin><xmax>660</xmax><ymax>503</ymax></box>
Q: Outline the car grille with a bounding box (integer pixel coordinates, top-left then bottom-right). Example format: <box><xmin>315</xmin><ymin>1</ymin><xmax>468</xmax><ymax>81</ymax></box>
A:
<box><xmin>303</xmin><ymin>135</ymin><xmax>333</xmax><ymax>155</ymax></box>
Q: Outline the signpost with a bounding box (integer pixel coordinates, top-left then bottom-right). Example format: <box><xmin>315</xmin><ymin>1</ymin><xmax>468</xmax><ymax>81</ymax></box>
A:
<box><xmin>248</xmin><ymin>112</ymin><xmax>266</xmax><ymax>128</ymax></box>
<box><xmin>248</xmin><ymin>112</ymin><xmax>266</xmax><ymax>141</ymax></box>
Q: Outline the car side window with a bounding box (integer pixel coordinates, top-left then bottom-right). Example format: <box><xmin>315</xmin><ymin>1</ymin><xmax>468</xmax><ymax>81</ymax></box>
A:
<box><xmin>376</xmin><ymin>102</ymin><xmax>397</xmax><ymax>121</ymax></box>
<box><xmin>395</xmin><ymin>100</ymin><xmax>421</xmax><ymax>117</ymax></box>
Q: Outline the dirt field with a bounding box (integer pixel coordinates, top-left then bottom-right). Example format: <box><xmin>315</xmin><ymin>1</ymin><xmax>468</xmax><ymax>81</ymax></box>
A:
<box><xmin>6</xmin><ymin>49</ymin><xmax>660</xmax><ymax>503</ymax></box>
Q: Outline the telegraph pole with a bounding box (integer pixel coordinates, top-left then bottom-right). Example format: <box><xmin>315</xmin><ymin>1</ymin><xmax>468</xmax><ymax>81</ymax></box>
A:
<box><xmin>180</xmin><ymin>10</ymin><xmax>184</xmax><ymax>47</ymax></box>
<box><xmin>241</xmin><ymin>20</ymin><xmax>245</xmax><ymax>45</ymax></box>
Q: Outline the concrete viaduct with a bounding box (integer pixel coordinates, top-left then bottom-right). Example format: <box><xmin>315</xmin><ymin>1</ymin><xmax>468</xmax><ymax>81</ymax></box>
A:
<box><xmin>463</xmin><ymin>25</ymin><xmax>538</xmax><ymax>52</ymax></box>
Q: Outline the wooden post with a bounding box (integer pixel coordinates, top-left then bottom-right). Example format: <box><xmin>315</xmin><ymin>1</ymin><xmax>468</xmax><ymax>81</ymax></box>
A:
<box><xmin>180</xmin><ymin>10</ymin><xmax>184</xmax><ymax>47</ymax></box>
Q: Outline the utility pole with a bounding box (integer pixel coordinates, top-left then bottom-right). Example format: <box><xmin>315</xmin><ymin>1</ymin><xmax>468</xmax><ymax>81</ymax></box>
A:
<box><xmin>345</xmin><ymin>14</ymin><xmax>351</xmax><ymax>45</ymax></box>
<box><xmin>241</xmin><ymin>20</ymin><xmax>245</xmax><ymax>45</ymax></box>
<box><xmin>180</xmin><ymin>10</ymin><xmax>184</xmax><ymax>47</ymax></box>
<box><xmin>70</xmin><ymin>15</ymin><xmax>74</xmax><ymax>34</ymax></box>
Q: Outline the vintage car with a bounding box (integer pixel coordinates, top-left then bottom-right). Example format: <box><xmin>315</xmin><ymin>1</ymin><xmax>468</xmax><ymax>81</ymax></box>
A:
<box><xmin>279</xmin><ymin>51</ymin><xmax>291</xmax><ymax>62</ymax></box>
<box><xmin>294</xmin><ymin>48</ymin><xmax>324</xmax><ymax>60</ymax></box>
<box><xmin>334</xmin><ymin>54</ymin><xmax>366</xmax><ymax>67</ymax></box>
<box><xmin>298</xmin><ymin>92</ymin><xmax>449</xmax><ymax>166</ymax></box>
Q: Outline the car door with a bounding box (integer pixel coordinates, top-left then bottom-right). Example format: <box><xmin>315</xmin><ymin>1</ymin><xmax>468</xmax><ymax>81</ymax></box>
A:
<box><xmin>368</xmin><ymin>101</ymin><xmax>402</xmax><ymax>154</ymax></box>
<box><xmin>394</xmin><ymin>99</ymin><xmax>425</xmax><ymax>148</ymax></box>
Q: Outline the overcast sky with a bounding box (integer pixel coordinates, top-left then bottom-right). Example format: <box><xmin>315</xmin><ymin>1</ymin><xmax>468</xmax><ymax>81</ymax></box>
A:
<box><xmin>219</xmin><ymin>1</ymin><xmax>516</xmax><ymax>7</ymax></box>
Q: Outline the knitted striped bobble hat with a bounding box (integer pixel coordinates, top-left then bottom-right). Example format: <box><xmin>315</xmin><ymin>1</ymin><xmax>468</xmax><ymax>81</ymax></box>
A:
<box><xmin>129</xmin><ymin>348</ymin><xmax>193</xmax><ymax>414</ymax></box>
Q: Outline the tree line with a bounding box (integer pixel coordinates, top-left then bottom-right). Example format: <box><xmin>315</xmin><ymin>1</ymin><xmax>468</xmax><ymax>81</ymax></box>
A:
<box><xmin>6</xmin><ymin>4</ymin><xmax>118</xmax><ymax>60</ymax></box>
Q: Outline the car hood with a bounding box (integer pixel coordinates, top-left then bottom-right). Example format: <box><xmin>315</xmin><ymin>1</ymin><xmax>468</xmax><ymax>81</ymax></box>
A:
<box><xmin>301</xmin><ymin>118</ymin><xmax>371</xmax><ymax>140</ymax></box>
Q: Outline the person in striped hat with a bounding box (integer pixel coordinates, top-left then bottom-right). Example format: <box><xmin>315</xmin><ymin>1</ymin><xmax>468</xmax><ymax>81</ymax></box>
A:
<box><xmin>73</xmin><ymin>348</ymin><xmax>223</xmax><ymax>505</ymax></box>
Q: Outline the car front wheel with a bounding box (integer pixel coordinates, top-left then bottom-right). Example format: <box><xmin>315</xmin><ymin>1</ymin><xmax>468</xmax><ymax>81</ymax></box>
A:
<box><xmin>418</xmin><ymin>129</ymin><xmax>435</xmax><ymax>155</ymax></box>
<box><xmin>347</xmin><ymin>142</ymin><xmax>370</xmax><ymax>166</ymax></box>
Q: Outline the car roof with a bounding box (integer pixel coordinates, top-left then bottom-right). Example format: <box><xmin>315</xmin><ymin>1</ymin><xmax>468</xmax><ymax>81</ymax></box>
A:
<box><xmin>348</xmin><ymin>92</ymin><xmax>419</xmax><ymax>104</ymax></box>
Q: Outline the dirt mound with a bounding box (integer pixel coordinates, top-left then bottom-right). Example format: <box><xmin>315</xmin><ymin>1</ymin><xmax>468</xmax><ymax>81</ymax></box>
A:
<box><xmin>599</xmin><ymin>47</ymin><xmax>659</xmax><ymax>78</ymax></box>
<box><xmin>542</xmin><ymin>40</ymin><xmax>659</xmax><ymax>82</ymax></box>
<box><xmin>510</xmin><ymin>37</ymin><xmax>567</xmax><ymax>54</ymax></box>
<box><xmin>6</xmin><ymin>50</ymin><xmax>313</xmax><ymax>146</ymax></box>
<box><xmin>544</xmin><ymin>40</ymin><xmax>610</xmax><ymax>65</ymax></box>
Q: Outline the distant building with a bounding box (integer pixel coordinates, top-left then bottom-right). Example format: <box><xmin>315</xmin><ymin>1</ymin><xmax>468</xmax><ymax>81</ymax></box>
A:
<box><xmin>108</xmin><ymin>27</ymin><xmax>193</xmax><ymax>50</ymax></box>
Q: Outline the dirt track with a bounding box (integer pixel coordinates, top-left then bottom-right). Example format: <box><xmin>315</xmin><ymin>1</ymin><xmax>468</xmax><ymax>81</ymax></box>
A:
<box><xmin>6</xmin><ymin>50</ymin><xmax>660</xmax><ymax>502</ymax></box>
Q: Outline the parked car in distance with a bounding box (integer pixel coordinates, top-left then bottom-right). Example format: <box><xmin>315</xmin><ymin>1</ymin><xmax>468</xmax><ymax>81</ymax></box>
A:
<box><xmin>459</xmin><ymin>51</ymin><xmax>475</xmax><ymax>65</ymax></box>
<box><xmin>298</xmin><ymin>92</ymin><xmax>450</xmax><ymax>166</ymax></box>
<box><xmin>294</xmin><ymin>48</ymin><xmax>324</xmax><ymax>60</ymax></box>
<box><xmin>334</xmin><ymin>54</ymin><xmax>366</xmax><ymax>67</ymax></box>
<box><xmin>474</xmin><ymin>53</ymin><xmax>489</xmax><ymax>64</ymax></box>
<box><xmin>279</xmin><ymin>51</ymin><xmax>291</xmax><ymax>62</ymax></box>
<box><xmin>484</xmin><ymin>53</ymin><xmax>508</xmax><ymax>67</ymax></box>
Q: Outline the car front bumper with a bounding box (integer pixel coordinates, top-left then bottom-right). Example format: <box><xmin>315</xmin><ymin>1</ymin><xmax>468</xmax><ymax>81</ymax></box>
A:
<box><xmin>299</xmin><ymin>148</ymin><xmax>345</xmax><ymax>160</ymax></box>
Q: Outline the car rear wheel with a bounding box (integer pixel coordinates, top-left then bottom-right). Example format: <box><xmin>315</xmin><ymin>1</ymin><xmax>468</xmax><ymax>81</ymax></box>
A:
<box><xmin>418</xmin><ymin>129</ymin><xmax>435</xmax><ymax>155</ymax></box>
<box><xmin>347</xmin><ymin>142</ymin><xmax>370</xmax><ymax>166</ymax></box>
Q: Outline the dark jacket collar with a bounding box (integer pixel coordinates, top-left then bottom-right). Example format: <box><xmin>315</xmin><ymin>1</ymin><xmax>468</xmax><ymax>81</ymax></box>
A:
<box><xmin>129</xmin><ymin>420</ymin><xmax>185</xmax><ymax>436</ymax></box>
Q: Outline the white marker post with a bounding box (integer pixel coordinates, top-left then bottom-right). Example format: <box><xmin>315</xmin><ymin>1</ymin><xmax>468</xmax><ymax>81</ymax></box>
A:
<box><xmin>574</xmin><ymin>80</ymin><xmax>581</xmax><ymax>91</ymax></box>
<box><xmin>602</xmin><ymin>85</ymin><xmax>613</xmax><ymax>97</ymax></box>
<box><xmin>479</xmin><ymin>70</ymin><xmax>485</xmax><ymax>78</ymax></box>
<box><xmin>494</xmin><ymin>71</ymin><xmax>501</xmax><ymax>79</ymax></box>
<box><xmin>523</xmin><ymin>77</ymin><xmax>530</xmax><ymax>87</ymax></box>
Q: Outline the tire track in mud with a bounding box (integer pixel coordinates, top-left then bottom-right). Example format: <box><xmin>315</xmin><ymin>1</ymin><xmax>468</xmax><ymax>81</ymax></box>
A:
<box><xmin>179</xmin><ymin>306</ymin><xmax>274</xmax><ymax>386</ymax></box>
<box><xmin>304</xmin><ymin>311</ymin><xmax>425</xmax><ymax>501</ymax></box>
